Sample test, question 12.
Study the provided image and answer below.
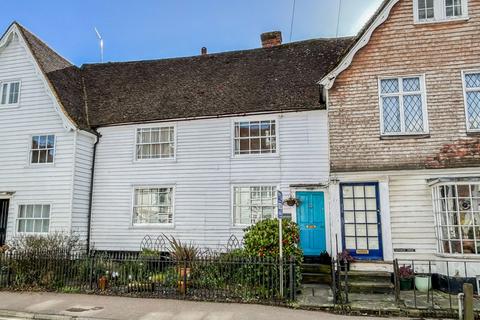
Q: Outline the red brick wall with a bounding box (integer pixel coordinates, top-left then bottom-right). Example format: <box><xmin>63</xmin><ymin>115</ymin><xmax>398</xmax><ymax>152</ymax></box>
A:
<box><xmin>328</xmin><ymin>0</ymin><xmax>480</xmax><ymax>172</ymax></box>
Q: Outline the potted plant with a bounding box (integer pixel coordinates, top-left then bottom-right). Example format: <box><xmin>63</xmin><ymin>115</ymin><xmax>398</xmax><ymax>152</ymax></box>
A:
<box><xmin>398</xmin><ymin>265</ymin><xmax>414</xmax><ymax>290</ymax></box>
<box><xmin>318</xmin><ymin>251</ymin><xmax>332</xmax><ymax>273</ymax></box>
<box><xmin>415</xmin><ymin>273</ymin><xmax>432</xmax><ymax>292</ymax></box>
<box><xmin>283</xmin><ymin>196</ymin><xmax>301</xmax><ymax>207</ymax></box>
<box><xmin>165</xmin><ymin>235</ymin><xmax>198</xmax><ymax>294</ymax></box>
<box><xmin>337</xmin><ymin>250</ymin><xmax>354</xmax><ymax>270</ymax></box>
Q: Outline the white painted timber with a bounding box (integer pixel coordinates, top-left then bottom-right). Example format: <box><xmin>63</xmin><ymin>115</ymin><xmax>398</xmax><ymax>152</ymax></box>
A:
<box><xmin>0</xmin><ymin>32</ymin><xmax>93</xmax><ymax>241</ymax></box>
<box><xmin>332</xmin><ymin>167</ymin><xmax>480</xmax><ymax>262</ymax></box>
<box><xmin>90</xmin><ymin>110</ymin><xmax>329</xmax><ymax>251</ymax></box>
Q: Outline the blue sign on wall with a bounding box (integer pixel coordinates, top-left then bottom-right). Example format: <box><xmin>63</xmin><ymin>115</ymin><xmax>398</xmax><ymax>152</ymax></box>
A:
<box><xmin>277</xmin><ymin>190</ymin><xmax>283</xmax><ymax>219</ymax></box>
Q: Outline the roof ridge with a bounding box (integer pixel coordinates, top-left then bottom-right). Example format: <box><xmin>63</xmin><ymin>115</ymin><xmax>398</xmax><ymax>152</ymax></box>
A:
<box><xmin>81</xmin><ymin>36</ymin><xmax>355</xmax><ymax>68</ymax></box>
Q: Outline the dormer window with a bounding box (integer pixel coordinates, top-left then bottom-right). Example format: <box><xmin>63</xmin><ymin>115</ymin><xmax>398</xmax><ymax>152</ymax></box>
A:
<box><xmin>0</xmin><ymin>81</ymin><xmax>20</xmax><ymax>105</ymax></box>
<box><xmin>414</xmin><ymin>0</ymin><xmax>468</xmax><ymax>23</ymax></box>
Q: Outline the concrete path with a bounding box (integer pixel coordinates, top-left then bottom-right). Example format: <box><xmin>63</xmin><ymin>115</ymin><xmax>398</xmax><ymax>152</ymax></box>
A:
<box><xmin>0</xmin><ymin>291</ymin><xmax>401</xmax><ymax>320</ymax></box>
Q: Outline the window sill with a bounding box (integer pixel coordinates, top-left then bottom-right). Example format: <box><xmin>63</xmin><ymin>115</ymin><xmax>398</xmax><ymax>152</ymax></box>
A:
<box><xmin>134</xmin><ymin>158</ymin><xmax>177</xmax><ymax>164</ymax></box>
<box><xmin>414</xmin><ymin>16</ymin><xmax>469</xmax><ymax>25</ymax></box>
<box><xmin>380</xmin><ymin>134</ymin><xmax>430</xmax><ymax>140</ymax></box>
<box><xmin>131</xmin><ymin>224</ymin><xmax>175</xmax><ymax>230</ymax></box>
<box><xmin>435</xmin><ymin>253</ymin><xmax>480</xmax><ymax>260</ymax></box>
<box><xmin>232</xmin><ymin>154</ymin><xmax>279</xmax><ymax>160</ymax></box>
<box><xmin>466</xmin><ymin>131</ymin><xmax>480</xmax><ymax>137</ymax></box>
<box><xmin>25</xmin><ymin>163</ymin><xmax>56</xmax><ymax>169</ymax></box>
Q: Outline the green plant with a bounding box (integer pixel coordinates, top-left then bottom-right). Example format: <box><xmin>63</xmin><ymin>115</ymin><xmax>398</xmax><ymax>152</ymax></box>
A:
<box><xmin>318</xmin><ymin>251</ymin><xmax>332</xmax><ymax>265</ymax></box>
<box><xmin>8</xmin><ymin>232</ymin><xmax>83</xmax><ymax>254</ymax></box>
<box><xmin>242</xmin><ymin>219</ymin><xmax>303</xmax><ymax>295</ymax></box>
<box><xmin>164</xmin><ymin>235</ymin><xmax>199</xmax><ymax>262</ymax></box>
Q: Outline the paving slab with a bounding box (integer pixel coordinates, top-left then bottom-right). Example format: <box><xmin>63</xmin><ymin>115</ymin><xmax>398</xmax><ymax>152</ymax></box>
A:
<box><xmin>0</xmin><ymin>291</ymin><xmax>403</xmax><ymax>320</ymax></box>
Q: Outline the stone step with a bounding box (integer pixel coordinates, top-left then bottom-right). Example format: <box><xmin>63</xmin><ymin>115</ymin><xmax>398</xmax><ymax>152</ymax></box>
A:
<box><xmin>350</xmin><ymin>261</ymin><xmax>393</xmax><ymax>273</ymax></box>
<box><xmin>339</xmin><ymin>270</ymin><xmax>392</xmax><ymax>283</ymax></box>
<box><xmin>302</xmin><ymin>272</ymin><xmax>332</xmax><ymax>285</ymax></box>
<box><xmin>301</xmin><ymin>263</ymin><xmax>332</xmax><ymax>274</ymax></box>
<box><xmin>340</xmin><ymin>280</ymin><xmax>395</xmax><ymax>294</ymax></box>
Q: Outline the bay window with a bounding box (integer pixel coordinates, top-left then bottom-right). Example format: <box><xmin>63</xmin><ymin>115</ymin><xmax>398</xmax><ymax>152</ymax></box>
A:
<box><xmin>432</xmin><ymin>181</ymin><xmax>480</xmax><ymax>254</ymax></box>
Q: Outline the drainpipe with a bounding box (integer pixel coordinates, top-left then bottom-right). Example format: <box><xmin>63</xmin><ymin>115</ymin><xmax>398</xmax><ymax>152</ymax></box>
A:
<box><xmin>86</xmin><ymin>131</ymin><xmax>100</xmax><ymax>253</ymax></box>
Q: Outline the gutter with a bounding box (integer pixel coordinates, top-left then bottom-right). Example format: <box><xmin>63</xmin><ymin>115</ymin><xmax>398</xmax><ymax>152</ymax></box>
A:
<box><xmin>86</xmin><ymin>131</ymin><xmax>100</xmax><ymax>253</ymax></box>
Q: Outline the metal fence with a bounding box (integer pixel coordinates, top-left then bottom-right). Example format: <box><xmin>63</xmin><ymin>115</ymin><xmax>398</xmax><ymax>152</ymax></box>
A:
<box><xmin>0</xmin><ymin>250</ymin><xmax>296</xmax><ymax>304</ymax></box>
<box><xmin>394</xmin><ymin>259</ymin><xmax>480</xmax><ymax>312</ymax></box>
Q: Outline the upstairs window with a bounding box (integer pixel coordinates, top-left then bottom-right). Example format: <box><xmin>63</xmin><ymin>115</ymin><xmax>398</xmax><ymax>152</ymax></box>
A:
<box><xmin>414</xmin><ymin>0</ymin><xmax>468</xmax><ymax>23</ymax></box>
<box><xmin>30</xmin><ymin>135</ymin><xmax>55</xmax><ymax>164</ymax></box>
<box><xmin>234</xmin><ymin>120</ymin><xmax>277</xmax><ymax>155</ymax></box>
<box><xmin>463</xmin><ymin>71</ymin><xmax>480</xmax><ymax>131</ymax></box>
<box><xmin>136</xmin><ymin>127</ymin><xmax>175</xmax><ymax>160</ymax></box>
<box><xmin>0</xmin><ymin>81</ymin><xmax>20</xmax><ymax>105</ymax></box>
<box><xmin>379</xmin><ymin>76</ymin><xmax>428</xmax><ymax>135</ymax></box>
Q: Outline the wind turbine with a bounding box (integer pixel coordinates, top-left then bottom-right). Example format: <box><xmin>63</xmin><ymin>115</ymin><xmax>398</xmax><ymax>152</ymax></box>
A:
<box><xmin>94</xmin><ymin>27</ymin><xmax>104</xmax><ymax>63</ymax></box>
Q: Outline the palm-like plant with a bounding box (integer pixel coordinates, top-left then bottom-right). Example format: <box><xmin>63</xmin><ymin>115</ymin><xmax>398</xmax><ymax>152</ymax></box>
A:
<box><xmin>164</xmin><ymin>235</ymin><xmax>198</xmax><ymax>262</ymax></box>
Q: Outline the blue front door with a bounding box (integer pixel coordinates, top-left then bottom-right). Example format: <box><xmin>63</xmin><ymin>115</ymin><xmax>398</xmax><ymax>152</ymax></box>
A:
<box><xmin>340</xmin><ymin>183</ymin><xmax>383</xmax><ymax>260</ymax></box>
<box><xmin>297</xmin><ymin>192</ymin><xmax>326</xmax><ymax>256</ymax></box>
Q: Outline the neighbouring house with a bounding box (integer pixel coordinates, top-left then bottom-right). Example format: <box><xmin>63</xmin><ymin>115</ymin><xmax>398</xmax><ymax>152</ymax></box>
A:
<box><xmin>0</xmin><ymin>23</ymin><xmax>96</xmax><ymax>246</ymax></box>
<box><xmin>0</xmin><ymin>22</ymin><xmax>355</xmax><ymax>254</ymax></box>
<box><xmin>322</xmin><ymin>0</ymin><xmax>480</xmax><ymax>274</ymax></box>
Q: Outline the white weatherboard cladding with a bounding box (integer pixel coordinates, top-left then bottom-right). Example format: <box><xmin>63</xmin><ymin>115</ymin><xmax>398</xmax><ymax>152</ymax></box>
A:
<box><xmin>0</xmin><ymin>32</ymin><xmax>93</xmax><ymax>240</ymax></box>
<box><xmin>332</xmin><ymin>167</ymin><xmax>480</xmax><ymax>262</ymax></box>
<box><xmin>91</xmin><ymin>111</ymin><xmax>329</xmax><ymax>251</ymax></box>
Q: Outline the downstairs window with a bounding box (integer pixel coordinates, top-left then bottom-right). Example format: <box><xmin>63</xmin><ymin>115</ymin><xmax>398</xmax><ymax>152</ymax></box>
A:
<box><xmin>432</xmin><ymin>181</ymin><xmax>480</xmax><ymax>254</ymax></box>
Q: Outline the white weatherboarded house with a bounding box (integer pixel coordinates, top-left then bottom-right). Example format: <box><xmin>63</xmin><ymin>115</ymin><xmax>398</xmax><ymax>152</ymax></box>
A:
<box><xmin>0</xmin><ymin>23</ymin><xmax>96</xmax><ymax>245</ymax></box>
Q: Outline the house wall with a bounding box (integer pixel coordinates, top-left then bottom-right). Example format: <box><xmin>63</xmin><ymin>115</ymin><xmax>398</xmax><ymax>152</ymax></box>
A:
<box><xmin>90</xmin><ymin>110</ymin><xmax>329</xmax><ymax>251</ymax></box>
<box><xmin>331</xmin><ymin>167</ymin><xmax>480</xmax><ymax>262</ymax></box>
<box><xmin>0</xmin><ymin>31</ymin><xmax>92</xmax><ymax>242</ymax></box>
<box><xmin>328</xmin><ymin>0</ymin><xmax>480</xmax><ymax>173</ymax></box>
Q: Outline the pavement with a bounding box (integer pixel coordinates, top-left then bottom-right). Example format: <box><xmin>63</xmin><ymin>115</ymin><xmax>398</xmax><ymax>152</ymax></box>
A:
<box><xmin>0</xmin><ymin>291</ymin><xmax>406</xmax><ymax>320</ymax></box>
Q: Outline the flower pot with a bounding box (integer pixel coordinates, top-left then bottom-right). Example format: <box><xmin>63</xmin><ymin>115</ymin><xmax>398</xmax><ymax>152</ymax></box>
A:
<box><xmin>415</xmin><ymin>275</ymin><xmax>431</xmax><ymax>292</ymax></box>
<box><xmin>399</xmin><ymin>277</ymin><xmax>413</xmax><ymax>290</ymax></box>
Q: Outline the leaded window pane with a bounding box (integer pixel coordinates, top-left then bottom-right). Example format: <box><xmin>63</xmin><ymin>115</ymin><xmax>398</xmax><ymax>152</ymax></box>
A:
<box><xmin>382</xmin><ymin>96</ymin><xmax>401</xmax><ymax>133</ymax></box>
<box><xmin>404</xmin><ymin>95</ymin><xmax>424</xmax><ymax>132</ymax></box>
<box><xmin>464</xmin><ymin>73</ymin><xmax>480</xmax><ymax>131</ymax></box>
<box><xmin>380</xmin><ymin>76</ymin><xmax>427</xmax><ymax>134</ymax></box>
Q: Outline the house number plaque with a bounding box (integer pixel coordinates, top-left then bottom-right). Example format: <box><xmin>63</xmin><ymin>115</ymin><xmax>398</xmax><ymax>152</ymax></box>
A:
<box><xmin>356</xmin><ymin>249</ymin><xmax>369</xmax><ymax>255</ymax></box>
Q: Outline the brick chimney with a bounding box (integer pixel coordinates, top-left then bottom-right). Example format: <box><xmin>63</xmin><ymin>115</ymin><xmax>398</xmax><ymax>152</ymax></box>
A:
<box><xmin>261</xmin><ymin>31</ymin><xmax>282</xmax><ymax>48</ymax></box>
<box><xmin>201</xmin><ymin>47</ymin><xmax>207</xmax><ymax>55</ymax></box>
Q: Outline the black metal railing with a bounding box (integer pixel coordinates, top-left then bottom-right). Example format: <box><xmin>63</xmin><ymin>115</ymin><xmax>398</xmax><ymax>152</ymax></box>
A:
<box><xmin>394</xmin><ymin>258</ymin><xmax>480</xmax><ymax>314</ymax></box>
<box><xmin>0</xmin><ymin>250</ymin><xmax>296</xmax><ymax>304</ymax></box>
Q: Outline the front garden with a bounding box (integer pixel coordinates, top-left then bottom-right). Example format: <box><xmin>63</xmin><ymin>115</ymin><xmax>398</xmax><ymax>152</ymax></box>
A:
<box><xmin>0</xmin><ymin>219</ymin><xmax>302</xmax><ymax>304</ymax></box>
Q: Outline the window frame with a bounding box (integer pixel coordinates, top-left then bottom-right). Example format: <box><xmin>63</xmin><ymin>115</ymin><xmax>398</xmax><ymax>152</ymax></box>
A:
<box><xmin>378</xmin><ymin>75</ymin><xmax>429</xmax><ymax>136</ymax></box>
<box><xmin>431</xmin><ymin>181</ymin><xmax>480</xmax><ymax>255</ymax></box>
<box><xmin>16</xmin><ymin>203</ymin><xmax>51</xmax><ymax>234</ymax></box>
<box><xmin>231</xmin><ymin>116</ymin><xmax>280</xmax><ymax>158</ymax></box>
<box><xmin>131</xmin><ymin>185</ymin><xmax>175</xmax><ymax>228</ymax></box>
<box><xmin>0</xmin><ymin>80</ymin><xmax>21</xmax><ymax>107</ymax></box>
<box><xmin>133</xmin><ymin>124</ymin><xmax>177</xmax><ymax>162</ymax></box>
<box><xmin>461</xmin><ymin>70</ymin><xmax>480</xmax><ymax>133</ymax></box>
<box><xmin>231</xmin><ymin>184</ymin><xmax>279</xmax><ymax>227</ymax></box>
<box><xmin>413</xmin><ymin>0</ymin><xmax>469</xmax><ymax>24</ymax></box>
<box><xmin>29</xmin><ymin>134</ymin><xmax>56</xmax><ymax>166</ymax></box>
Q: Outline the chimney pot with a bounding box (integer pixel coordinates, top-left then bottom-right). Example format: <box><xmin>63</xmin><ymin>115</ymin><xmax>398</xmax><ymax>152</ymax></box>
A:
<box><xmin>201</xmin><ymin>47</ymin><xmax>207</xmax><ymax>55</ymax></box>
<box><xmin>260</xmin><ymin>31</ymin><xmax>282</xmax><ymax>48</ymax></box>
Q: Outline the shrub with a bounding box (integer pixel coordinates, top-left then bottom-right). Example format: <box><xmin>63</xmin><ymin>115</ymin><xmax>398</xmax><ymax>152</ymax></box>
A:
<box><xmin>8</xmin><ymin>232</ymin><xmax>83</xmax><ymax>254</ymax></box>
<box><xmin>243</xmin><ymin>219</ymin><xmax>303</xmax><ymax>261</ymax></box>
<box><xmin>242</xmin><ymin>219</ymin><xmax>303</xmax><ymax>295</ymax></box>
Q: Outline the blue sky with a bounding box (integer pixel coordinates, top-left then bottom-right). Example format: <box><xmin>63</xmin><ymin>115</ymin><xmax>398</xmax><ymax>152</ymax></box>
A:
<box><xmin>1</xmin><ymin>0</ymin><xmax>382</xmax><ymax>65</ymax></box>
